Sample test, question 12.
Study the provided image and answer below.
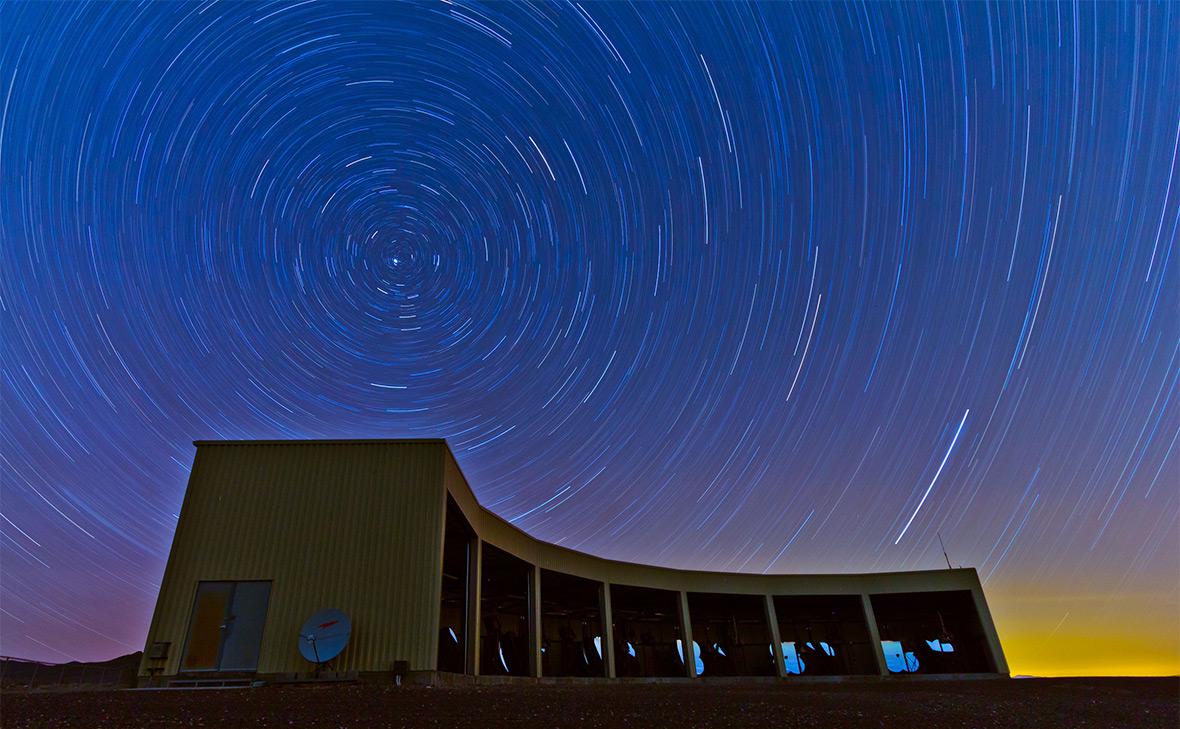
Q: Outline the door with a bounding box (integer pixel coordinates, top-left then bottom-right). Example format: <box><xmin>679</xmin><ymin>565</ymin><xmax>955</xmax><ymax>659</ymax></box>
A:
<box><xmin>181</xmin><ymin>581</ymin><xmax>271</xmax><ymax>672</ymax></box>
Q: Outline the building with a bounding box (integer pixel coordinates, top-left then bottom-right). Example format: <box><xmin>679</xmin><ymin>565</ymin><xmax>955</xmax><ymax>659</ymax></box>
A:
<box><xmin>139</xmin><ymin>440</ymin><xmax>1008</xmax><ymax>684</ymax></box>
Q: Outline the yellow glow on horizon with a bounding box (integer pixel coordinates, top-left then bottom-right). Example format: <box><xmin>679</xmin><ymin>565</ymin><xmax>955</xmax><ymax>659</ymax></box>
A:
<box><xmin>990</xmin><ymin>582</ymin><xmax>1180</xmax><ymax>677</ymax></box>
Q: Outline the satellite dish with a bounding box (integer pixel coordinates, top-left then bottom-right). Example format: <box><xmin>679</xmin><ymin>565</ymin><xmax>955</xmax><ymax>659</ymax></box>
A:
<box><xmin>299</xmin><ymin>609</ymin><xmax>351</xmax><ymax>665</ymax></box>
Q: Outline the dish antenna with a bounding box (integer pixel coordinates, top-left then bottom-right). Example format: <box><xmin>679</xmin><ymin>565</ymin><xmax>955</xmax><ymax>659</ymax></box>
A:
<box><xmin>298</xmin><ymin>609</ymin><xmax>352</xmax><ymax>666</ymax></box>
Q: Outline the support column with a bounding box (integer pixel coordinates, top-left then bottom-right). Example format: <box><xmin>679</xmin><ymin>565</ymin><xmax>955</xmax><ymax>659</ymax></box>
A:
<box><xmin>600</xmin><ymin>583</ymin><xmax>616</xmax><ymax>678</ymax></box>
<box><xmin>530</xmin><ymin>564</ymin><xmax>543</xmax><ymax>677</ymax></box>
<box><xmin>678</xmin><ymin>591</ymin><xmax>696</xmax><ymax>678</ymax></box>
<box><xmin>764</xmin><ymin>595</ymin><xmax>786</xmax><ymax>678</ymax></box>
<box><xmin>970</xmin><ymin>586</ymin><xmax>1009</xmax><ymax>674</ymax></box>
<box><xmin>466</xmin><ymin>536</ymin><xmax>482</xmax><ymax>676</ymax></box>
<box><xmin>860</xmin><ymin>593</ymin><xmax>888</xmax><ymax>676</ymax></box>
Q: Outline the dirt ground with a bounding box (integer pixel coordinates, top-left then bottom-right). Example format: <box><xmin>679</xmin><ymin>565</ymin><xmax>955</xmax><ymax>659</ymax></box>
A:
<box><xmin>2</xmin><ymin>677</ymin><xmax>1177</xmax><ymax>728</ymax></box>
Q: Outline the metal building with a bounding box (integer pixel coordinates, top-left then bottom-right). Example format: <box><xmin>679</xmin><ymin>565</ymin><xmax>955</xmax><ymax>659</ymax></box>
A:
<box><xmin>139</xmin><ymin>440</ymin><xmax>1008</xmax><ymax>684</ymax></box>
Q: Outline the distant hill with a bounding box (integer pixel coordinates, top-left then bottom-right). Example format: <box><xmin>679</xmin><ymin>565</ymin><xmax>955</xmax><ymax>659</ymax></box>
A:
<box><xmin>0</xmin><ymin>652</ymin><xmax>140</xmax><ymax>689</ymax></box>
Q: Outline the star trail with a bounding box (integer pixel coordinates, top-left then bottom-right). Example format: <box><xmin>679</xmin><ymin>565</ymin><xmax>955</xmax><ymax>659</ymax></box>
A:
<box><xmin>1</xmin><ymin>1</ymin><xmax>1177</xmax><ymax>676</ymax></box>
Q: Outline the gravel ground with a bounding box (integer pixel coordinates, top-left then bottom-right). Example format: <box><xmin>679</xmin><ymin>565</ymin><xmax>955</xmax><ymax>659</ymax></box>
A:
<box><xmin>2</xmin><ymin>677</ymin><xmax>1176</xmax><ymax>728</ymax></box>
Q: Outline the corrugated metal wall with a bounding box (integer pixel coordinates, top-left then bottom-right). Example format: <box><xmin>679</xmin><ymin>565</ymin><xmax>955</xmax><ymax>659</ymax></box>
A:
<box><xmin>140</xmin><ymin>441</ymin><xmax>446</xmax><ymax>676</ymax></box>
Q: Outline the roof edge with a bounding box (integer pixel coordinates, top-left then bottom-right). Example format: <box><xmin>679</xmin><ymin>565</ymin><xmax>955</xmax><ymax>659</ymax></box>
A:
<box><xmin>439</xmin><ymin>446</ymin><xmax>981</xmax><ymax>581</ymax></box>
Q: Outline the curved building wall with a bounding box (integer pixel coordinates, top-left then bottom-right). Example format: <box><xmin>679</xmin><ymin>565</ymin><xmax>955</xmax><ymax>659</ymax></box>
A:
<box><xmin>139</xmin><ymin>440</ymin><xmax>1007</xmax><ymax>683</ymax></box>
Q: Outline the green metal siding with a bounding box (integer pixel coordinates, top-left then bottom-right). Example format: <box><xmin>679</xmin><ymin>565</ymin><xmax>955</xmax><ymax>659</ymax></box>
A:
<box><xmin>140</xmin><ymin>441</ymin><xmax>446</xmax><ymax>676</ymax></box>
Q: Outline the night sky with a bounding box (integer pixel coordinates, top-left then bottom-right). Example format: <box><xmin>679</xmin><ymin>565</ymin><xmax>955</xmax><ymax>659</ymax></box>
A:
<box><xmin>1</xmin><ymin>1</ymin><xmax>1177</xmax><ymax>677</ymax></box>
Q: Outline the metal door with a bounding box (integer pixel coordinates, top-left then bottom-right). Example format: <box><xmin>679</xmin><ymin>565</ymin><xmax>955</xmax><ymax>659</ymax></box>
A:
<box><xmin>181</xmin><ymin>581</ymin><xmax>271</xmax><ymax>672</ymax></box>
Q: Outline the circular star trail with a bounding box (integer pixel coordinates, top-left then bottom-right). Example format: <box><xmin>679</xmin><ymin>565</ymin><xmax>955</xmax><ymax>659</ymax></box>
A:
<box><xmin>1</xmin><ymin>2</ymin><xmax>1177</xmax><ymax>675</ymax></box>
